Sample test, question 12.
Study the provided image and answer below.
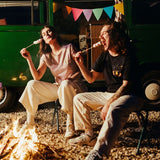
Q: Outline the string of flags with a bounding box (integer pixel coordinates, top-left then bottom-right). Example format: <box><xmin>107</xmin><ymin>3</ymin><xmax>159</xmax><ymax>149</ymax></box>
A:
<box><xmin>53</xmin><ymin>2</ymin><xmax>124</xmax><ymax>22</ymax></box>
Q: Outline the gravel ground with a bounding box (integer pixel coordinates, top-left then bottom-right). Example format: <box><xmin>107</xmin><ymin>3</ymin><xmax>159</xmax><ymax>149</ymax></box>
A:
<box><xmin>0</xmin><ymin>103</ymin><xmax>160</xmax><ymax>160</ymax></box>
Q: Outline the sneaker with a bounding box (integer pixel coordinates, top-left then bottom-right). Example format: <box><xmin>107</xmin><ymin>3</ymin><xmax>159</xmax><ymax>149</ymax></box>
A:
<box><xmin>85</xmin><ymin>150</ymin><xmax>103</xmax><ymax>160</ymax></box>
<box><xmin>65</xmin><ymin>129</ymin><xmax>75</xmax><ymax>139</ymax></box>
<box><xmin>65</xmin><ymin>124</ymin><xmax>75</xmax><ymax>139</ymax></box>
<box><xmin>68</xmin><ymin>133</ymin><xmax>96</xmax><ymax>146</ymax></box>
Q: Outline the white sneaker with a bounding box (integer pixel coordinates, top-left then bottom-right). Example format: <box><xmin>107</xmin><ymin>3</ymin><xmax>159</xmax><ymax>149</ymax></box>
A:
<box><xmin>65</xmin><ymin>124</ymin><xmax>75</xmax><ymax>139</ymax></box>
<box><xmin>65</xmin><ymin>130</ymin><xmax>75</xmax><ymax>139</ymax></box>
<box><xmin>85</xmin><ymin>150</ymin><xmax>103</xmax><ymax>160</ymax></box>
<box><xmin>65</xmin><ymin>114</ymin><xmax>75</xmax><ymax>139</ymax></box>
<box><xmin>68</xmin><ymin>133</ymin><xmax>96</xmax><ymax>146</ymax></box>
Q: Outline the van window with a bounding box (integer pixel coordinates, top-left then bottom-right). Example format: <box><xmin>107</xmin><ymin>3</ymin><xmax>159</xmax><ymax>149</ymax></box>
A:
<box><xmin>132</xmin><ymin>0</ymin><xmax>160</xmax><ymax>24</ymax></box>
<box><xmin>0</xmin><ymin>0</ymin><xmax>48</xmax><ymax>25</ymax></box>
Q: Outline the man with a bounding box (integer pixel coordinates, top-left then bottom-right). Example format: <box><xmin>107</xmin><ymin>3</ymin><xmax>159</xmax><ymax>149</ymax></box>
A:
<box><xmin>69</xmin><ymin>22</ymin><xmax>144</xmax><ymax>159</ymax></box>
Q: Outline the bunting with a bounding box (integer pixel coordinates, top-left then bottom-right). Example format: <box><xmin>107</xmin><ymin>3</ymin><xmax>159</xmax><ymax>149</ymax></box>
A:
<box><xmin>83</xmin><ymin>9</ymin><xmax>92</xmax><ymax>22</ymax></box>
<box><xmin>93</xmin><ymin>8</ymin><xmax>103</xmax><ymax>21</ymax></box>
<box><xmin>72</xmin><ymin>8</ymin><xmax>83</xmax><ymax>21</ymax></box>
<box><xmin>114</xmin><ymin>2</ymin><xmax>124</xmax><ymax>15</ymax></box>
<box><xmin>53</xmin><ymin>2</ymin><xmax>63</xmax><ymax>13</ymax></box>
<box><xmin>103</xmin><ymin>6</ymin><xmax>114</xmax><ymax>19</ymax></box>
<box><xmin>53</xmin><ymin>2</ymin><xmax>124</xmax><ymax>22</ymax></box>
<box><xmin>66</xmin><ymin>6</ymin><xmax>72</xmax><ymax>14</ymax></box>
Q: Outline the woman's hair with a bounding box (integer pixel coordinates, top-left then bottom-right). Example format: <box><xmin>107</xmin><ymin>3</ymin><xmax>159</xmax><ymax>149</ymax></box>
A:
<box><xmin>38</xmin><ymin>25</ymin><xmax>57</xmax><ymax>56</ymax></box>
<box><xmin>107</xmin><ymin>21</ymin><xmax>130</xmax><ymax>55</ymax></box>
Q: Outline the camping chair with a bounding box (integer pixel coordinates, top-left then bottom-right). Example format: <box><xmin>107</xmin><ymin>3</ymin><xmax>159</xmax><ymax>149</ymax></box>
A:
<box><xmin>51</xmin><ymin>99</ymin><xmax>61</xmax><ymax>132</ymax></box>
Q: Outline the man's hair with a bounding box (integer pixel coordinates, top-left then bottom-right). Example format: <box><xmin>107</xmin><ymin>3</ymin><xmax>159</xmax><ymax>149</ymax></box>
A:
<box><xmin>107</xmin><ymin>21</ymin><xmax>130</xmax><ymax>55</ymax></box>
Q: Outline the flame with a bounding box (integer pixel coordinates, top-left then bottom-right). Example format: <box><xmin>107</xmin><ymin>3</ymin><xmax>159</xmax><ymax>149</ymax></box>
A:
<box><xmin>0</xmin><ymin>118</ymin><xmax>61</xmax><ymax>159</ymax></box>
<box><xmin>11</xmin><ymin>128</ymin><xmax>39</xmax><ymax>160</ymax></box>
<box><xmin>0</xmin><ymin>118</ymin><xmax>39</xmax><ymax>159</ymax></box>
<box><xmin>12</xmin><ymin>119</ymin><xmax>39</xmax><ymax>159</ymax></box>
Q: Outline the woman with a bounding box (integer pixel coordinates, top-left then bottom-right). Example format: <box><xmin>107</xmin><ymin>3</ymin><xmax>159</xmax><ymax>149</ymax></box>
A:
<box><xmin>19</xmin><ymin>25</ymin><xmax>87</xmax><ymax>138</ymax></box>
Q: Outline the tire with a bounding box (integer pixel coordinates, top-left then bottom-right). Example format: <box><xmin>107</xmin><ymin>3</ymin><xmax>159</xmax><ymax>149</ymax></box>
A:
<box><xmin>141</xmin><ymin>70</ymin><xmax>160</xmax><ymax>109</ymax></box>
<box><xmin>0</xmin><ymin>87</ymin><xmax>16</xmax><ymax>112</ymax></box>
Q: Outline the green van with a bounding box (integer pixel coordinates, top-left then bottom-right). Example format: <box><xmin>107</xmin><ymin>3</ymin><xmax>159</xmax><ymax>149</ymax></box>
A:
<box><xmin>0</xmin><ymin>0</ymin><xmax>160</xmax><ymax>110</ymax></box>
<box><xmin>0</xmin><ymin>0</ymin><xmax>54</xmax><ymax>110</ymax></box>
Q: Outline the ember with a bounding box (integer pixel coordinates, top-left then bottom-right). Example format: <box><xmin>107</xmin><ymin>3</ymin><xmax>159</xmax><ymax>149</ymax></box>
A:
<box><xmin>0</xmin><ymin>118</ymin><xmax>61</xmax><ymax>160</ymax></box>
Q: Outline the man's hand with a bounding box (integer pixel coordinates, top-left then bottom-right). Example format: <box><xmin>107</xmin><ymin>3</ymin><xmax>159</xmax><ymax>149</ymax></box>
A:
<box><xmin>100</xmin><ymin>101</ymin><xmax>110</xmax><ymax>121</ymax></box>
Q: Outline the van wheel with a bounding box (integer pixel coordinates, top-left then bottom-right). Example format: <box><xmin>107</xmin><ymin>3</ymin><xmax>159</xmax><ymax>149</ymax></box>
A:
<box><xmin>141</xmin><ymin>71</ymin><xmax>160</xmax><ymax>108</ymax></box>
<box><xmin>0</xmin><ymin>87</ymin><xmax>16</xmax><ymax>112</ymax></box>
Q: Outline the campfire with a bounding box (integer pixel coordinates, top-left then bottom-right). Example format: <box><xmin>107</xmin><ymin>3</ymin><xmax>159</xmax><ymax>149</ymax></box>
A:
<box><xmin>0</xmin><ymin>118</ymin><xmax>62</xmax><ymax>160</ymax></box>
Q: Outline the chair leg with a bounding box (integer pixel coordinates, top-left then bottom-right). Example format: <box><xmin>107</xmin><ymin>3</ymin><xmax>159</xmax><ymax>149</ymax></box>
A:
<box><xmin>51</xmin><ymin>100</ymin><xmax>60</xmax><ymax>132</ymax></box>
<box><xmin>56</xmin><ymin>108</ymin><xmax>60</xmax><ymax>132</ymax></box>
<box><xmin>136</xmin><ymin>111</ymin><xmax>149</xmax><ymax>154</ymax></box>
<box><xmin>51</xmin><ymin>107</ymin><xmax>57</xmax><ymax>126</ymax></box>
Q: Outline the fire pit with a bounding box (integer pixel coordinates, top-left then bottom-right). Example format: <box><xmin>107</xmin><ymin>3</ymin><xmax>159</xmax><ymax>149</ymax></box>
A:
<box><xmin>0</xmin><ymin>118</ymin><xmax>62</xmax><ymax>160</ymax></box>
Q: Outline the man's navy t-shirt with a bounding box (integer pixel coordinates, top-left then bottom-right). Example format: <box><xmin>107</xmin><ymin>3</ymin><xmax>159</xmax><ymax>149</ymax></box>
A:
<box><xmin>92</xmin><ymin>51</ymin><xmax>141</xmax><ymax>95</ymax></box>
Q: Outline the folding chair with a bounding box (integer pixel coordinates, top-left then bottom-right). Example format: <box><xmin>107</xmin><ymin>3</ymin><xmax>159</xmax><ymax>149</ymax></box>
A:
<box><xmin>135</xmin><ymin>109</ymin><xmax>149</xmax><ymax>154</ymax></box>
<box><xmin>51</xmin><ymin>99</ymin><xmax>61</xmax><ymax>132</ymax></box>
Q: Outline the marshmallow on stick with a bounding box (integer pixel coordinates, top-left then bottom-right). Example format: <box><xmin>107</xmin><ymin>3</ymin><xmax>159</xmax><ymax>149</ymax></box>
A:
<box><xmin>33</xmin><ymin>38</ymin><xmax>43</xmax><ymax>44</ymax></box>
<box><xmin>25</xmin><ymin>38</ymin><xmax>42</xmax><ymax>49</ymax></box>
<box><xmin>81</xmin><ymin>41</ymin><xmax>101</xmax><ymax>54</ymax></box>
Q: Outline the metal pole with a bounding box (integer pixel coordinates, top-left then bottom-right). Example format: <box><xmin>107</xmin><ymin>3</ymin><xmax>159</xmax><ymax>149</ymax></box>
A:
<box><xmin>31</xmin><ymin>0</ymin><xmax>34</xmax><ymax>25</ymax></box>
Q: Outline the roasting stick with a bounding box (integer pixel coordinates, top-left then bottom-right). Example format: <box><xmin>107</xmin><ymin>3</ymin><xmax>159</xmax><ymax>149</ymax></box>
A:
<box><xmin>81</xmin><ymin>41</ymin><xmax>101</xmax><ymax>54</ymax></box>
<box><xmin>24</xmin><ymin>39</ymin><xmax>101</xmax><ymax>52</ymax></box>
<box><xmin>25</xmin><ymin>38</ymin><xmax>42</xmax><ymax>49</ymax></box>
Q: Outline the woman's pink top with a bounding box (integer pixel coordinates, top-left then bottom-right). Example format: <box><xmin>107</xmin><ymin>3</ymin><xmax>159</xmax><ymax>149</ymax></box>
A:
<box><xmin>40</xmin><ymin>43</ymin><xmax>82</xmax><ymax>84</ymax></box>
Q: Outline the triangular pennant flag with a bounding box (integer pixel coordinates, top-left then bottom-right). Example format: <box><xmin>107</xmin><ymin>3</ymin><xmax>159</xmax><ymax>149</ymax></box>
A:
<box><xmin>103</xmin><ymin>6</ymin><xmax>114</xmax><ymax>19</ymax></box>
<box><xmin>72</xmin><ymin>8</ymin><xmax>83</xmax><ymax>21</ymax></box>
<box><xmin>66</xmin><ymin>6</ymin><xmax>72</xmax><ymax>15</ymax></box>
<box><xmin>83</xmin><ymin>9</ymin><xmax>92</xmax><ymax>21</ymax></box>
<box><xmin>93</xmin><ymin>8</ymin><xmax>103</xmax><ymax>21</ymax></box>
<box><xmin>114</xmin><ymin>2</ymin><xmax>124</xmax><ymax>15</ymax></box>
<box><xmin>53</xmin><ymin>2</ymin><xmax>63</xmax><ymax>13</ymax></box>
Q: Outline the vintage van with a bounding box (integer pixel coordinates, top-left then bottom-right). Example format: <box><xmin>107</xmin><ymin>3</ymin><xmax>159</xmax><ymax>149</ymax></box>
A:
<box><xmin>0</xmin><ymin>0</ymin><xmax>160</xmax><ymax>110</ymax></box>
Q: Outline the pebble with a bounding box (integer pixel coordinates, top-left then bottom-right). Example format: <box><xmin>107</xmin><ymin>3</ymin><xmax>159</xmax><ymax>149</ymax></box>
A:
<box><xmin>0</xmin><ymin>108</ymin><xmax>160</xmax><ymax>159</ymax></box>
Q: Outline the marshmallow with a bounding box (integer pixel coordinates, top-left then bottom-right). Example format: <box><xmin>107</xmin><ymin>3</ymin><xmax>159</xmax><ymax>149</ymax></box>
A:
<box><xmin>33</xmin><ymin>38</ymin><xmax>42</xmax><ymax>44</ymax></box>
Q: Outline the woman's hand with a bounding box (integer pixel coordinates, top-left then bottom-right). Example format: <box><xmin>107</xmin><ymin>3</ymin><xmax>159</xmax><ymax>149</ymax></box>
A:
<box><xmin>74</xmin><ymin>51</ymin><xmax>84</xmax><ymax>67</ymax></box>
<box><xmin>20</xmin><ymin>48</ymin><xmax>31</xmax><ymax>60</ymax></box>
